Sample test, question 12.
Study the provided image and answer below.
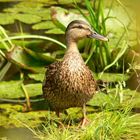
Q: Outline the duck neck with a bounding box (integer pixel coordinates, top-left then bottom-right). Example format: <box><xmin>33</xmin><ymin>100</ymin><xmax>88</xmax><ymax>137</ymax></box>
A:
<box><xmin>63</xmin><ymin>39</ymin><xmax>83</xmax><ymax>62</ymax></box>
<box><xmin>65</xmin><ymin>32</ymin><xmax>80</xmax><ymax>54</ymax></box>
<box><xmin>66</xmin><ymin>41</ymin><xmax>79</xmax><ymax>53</ymax></box>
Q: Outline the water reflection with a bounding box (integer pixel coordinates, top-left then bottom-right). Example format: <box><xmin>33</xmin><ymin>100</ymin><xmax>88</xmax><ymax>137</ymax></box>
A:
<box><xmin>0</xmin><ymin>127</ymin><xmax>39</xmax><ymax>140</ymax></box>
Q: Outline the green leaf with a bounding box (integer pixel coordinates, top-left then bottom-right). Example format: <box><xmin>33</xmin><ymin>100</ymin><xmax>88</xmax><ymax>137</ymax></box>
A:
<box><xmin>0</xmin><ymin>80</ymin><xmax>24</xmax><ymax>98</ymax></box>
<box><xmin>101</xmin><ymin>41</ymin><xmax>128</xmax><ymax>73</ymax></box>
<box><xmin>24</xmin><ymin>47</ymin><xmax>55</xmax><ymax>63</ymax></box>
<box><xmin>12</xmin><ymin>40</ymin><xmax>44</xmax><ymax>51</ymax></box>
<box><xmin>0</xmin><ymin>13</ymin><xmax>15</xmax><ymax>25</ymax></box>
<box><xmin>28</xmin><ymin>9</ymin><xmax>51</xmax><ymax>20</ymax></box>
<box><xmin>5</xmin><ymin>46</ymin><xmax>45</xmax><ymax>73</ymax></box>
<box><xmin>58</xmin><ymin>0</ymin><xmax>81</xmax><ymax>4</ymax></box>
<box><xmin>15</xmin><ymin>1</ymin><xmax>57</xmax><ymax>6</ymax></box>
<box><xmin>0</xmin><ymin>80</ymin><xmax>42</xmax><ymax>98</ymax></box>
<box><xmin>13</xmin><ymin>2</ymin><xmax>44</xmax><ymax>9</ymax></box>
<box><xmin>15</xmin><ymin>14</ymin><xmax>41</xmax><ymax>24</ymax></box>
<box><xmin>104</xmin><ymin>6</ymin><xmax>136</xmax><ymax>47</ymax></box>
<box><xmin>45</xmin><ymin>28</ymin><xmax>64</xmax><ymax>34</ymax></box>
<box><xmin>4</xmin><ymin>3</ymin><xmax>42</xmax><ymax>13</ymax></box>
<box><xmin>25</xmin><ymin>83</ymin><xmax>42</xmax><ymax>97</ymax></box>
<box><xmin>0</xmin><ymin>62</ymin><xmax>11</xmax><ymax>81</ymax></box>
<box><xmin>105</xmin><ymin>6</ymin><xmax>130</xmax><ymax>32</ymax></box>
<box><xmin>32</xmin><ymin>21</ymin><xmax>56</xmax><ymax>30</ymax></box>
<box><xmin>98</xmin><ymin>73</ymin><xmax>129</xmax><ymax>82</ymax></box>
<box><xmin>4</xmin><ymin>3</ymin><xmax>51</xmax><ymax>20</ymax></box>
<box><xmin>28</xmin><ymin>73</ymin><xmax>44</xmax><ymax>82</ymax></box>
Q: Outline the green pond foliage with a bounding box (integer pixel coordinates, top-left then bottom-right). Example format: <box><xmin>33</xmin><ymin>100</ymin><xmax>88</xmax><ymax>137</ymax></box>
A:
<box><xmin>0</xmin><ymin>0</ymin><xmax>140</xmax><ymax>140</ymax></box>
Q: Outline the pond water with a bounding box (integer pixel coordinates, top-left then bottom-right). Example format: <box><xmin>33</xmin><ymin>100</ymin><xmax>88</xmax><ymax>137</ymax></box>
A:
<box><xmin>0</xmin><ymin>0</ymin><xmax>140</xmax><ymax>140</ymax></box>
<box><xmin>0</xmin><ymin>127</ymin><xmax>39</xmax><ymax>140</ymax></box>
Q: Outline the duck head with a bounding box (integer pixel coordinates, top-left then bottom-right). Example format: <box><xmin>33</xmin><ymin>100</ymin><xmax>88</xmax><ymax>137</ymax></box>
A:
<box><xmin>65</xmin><ymin>20</ymin><xmax>108</xmax><ymax>43</ymax></box>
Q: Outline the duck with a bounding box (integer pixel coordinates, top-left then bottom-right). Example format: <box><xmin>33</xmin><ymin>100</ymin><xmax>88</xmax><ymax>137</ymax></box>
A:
<box><xmin>42</xmin><ymin>20</ymin><xmax>108</xmax><ymax>126</ymax></box>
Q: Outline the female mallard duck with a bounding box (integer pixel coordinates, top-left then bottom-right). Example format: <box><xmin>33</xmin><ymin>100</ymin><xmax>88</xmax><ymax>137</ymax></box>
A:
<box><xmin>43</xmin><ymin>20</ymin><xmax>108</xmax><ymax>126</ymax></box>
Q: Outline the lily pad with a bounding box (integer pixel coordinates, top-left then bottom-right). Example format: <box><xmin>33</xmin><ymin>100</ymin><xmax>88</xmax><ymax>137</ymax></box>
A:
<box><xmin>4</xmin><ymin>4</ymin><xmax>51</xmax><ymax>20</ymax></box>
<box><xmin>15</xmin><ymin>14</ymin><xmax>41</xmax><ymax>24</ymax></box>
<box><xmin>5</xmin><ymin>46</ymin><xmax>46</xmax><ymax>73</ymax></box>
<box><xmin>98</xmin><ymin>73</ymin><xmax>130</xmax><ymax>82</ymax></box>
<box><xmin>4</xmin><ymin>3</ymin><xmax>43</xmax><ymax>13</ymax></box>
<box><xmin>105</xmin><ymin>6</ymin><xmax>130</xmax><ymax>32</ymax></box>
<box><xmin>45</xmin><ymin>28</ymin><xmax>64</xmax><ymax>34</ymax></box>
<box><xmin>88</xmin><ymin>88</ymin><xmax>140</xmax><ymax>110</ymax></box>
<box><xmin>24</xmin><ymin>47</ymin><xmax>55</xmax><ymax>63</ymax></box>
<box><xmin>25</xmin><ymin>83</ymin><xmax>42</xmax><ymax>97</ymax></box>
<box><xmin>0</xmin><ymin>80</ymin><xmax>24</xmax><ymax>98</ymax></box>
<box><xmin>14</xmin><ymin>2</ymin><xmax>44</xmax><ymax>9</ymax></box>
<box><xmin>32</xmin><ymin>21</ymin><xmax>56</xmax><ymax>30</ymax></box>
<box><xmin>104</xmin><ymin>6</ymin><xmax>137</xmax><ymax>48</ymax></box>
<box><xmin>12</xmin><ymin>40</ymin><xmax>44</xmax><ymax>51</ymax></box>
<box><xmin>0</xmin><ymin>80</ymin><xmax>42</xmax><ymax>99</ymax></box>
<box><xmin>33</xmin><ymin>9</ymin><xmax>51</xmax><ymax>20</ymax></box>
<box><xmin>58</xmin><ymin>0</ymin><xmax>81</xmax><ymax>4</ymax></box>
<box><xmin>28</xmin><ymin>73</ymin><xmax>44</xmax><ymax>82</ymax></box>
<box><xmin>0</xmin><ymin>13</ymin><xmax>15</xmax><ymax>25</ymax></box>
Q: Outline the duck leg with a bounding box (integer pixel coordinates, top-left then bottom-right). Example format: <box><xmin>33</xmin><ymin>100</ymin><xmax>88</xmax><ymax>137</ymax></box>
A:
<box><xmin>56</xmin><ymin>110</ymin><xmax>60</xmax><ymax>117</ymax></box>
<box><xmin>56</xmin><ymin>110</ymin><xmax>68</xmax><ymax>117</ymax></box>
<box><xmin>81</xmin><ymin>103</ymin><xmax>89</xmax><ymax>127</ymax></box>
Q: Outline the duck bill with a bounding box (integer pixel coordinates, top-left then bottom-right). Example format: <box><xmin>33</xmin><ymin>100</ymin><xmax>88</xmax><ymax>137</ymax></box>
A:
<box><xmin>89</xmin><ymin>32</ymin><xmax>108</xmax><ymax>41</ymax></box>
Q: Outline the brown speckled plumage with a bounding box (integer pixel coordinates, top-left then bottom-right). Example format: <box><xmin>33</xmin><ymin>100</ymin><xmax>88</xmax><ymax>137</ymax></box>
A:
<box><xmin>42</xmin><ymin>20</ymin><xmax>108</xmax><ymax>124</ymax></box>
<box><xmin>43</xmin><ymin>49</ymin><xmax>95</xmax><ymax>111</ymax></box>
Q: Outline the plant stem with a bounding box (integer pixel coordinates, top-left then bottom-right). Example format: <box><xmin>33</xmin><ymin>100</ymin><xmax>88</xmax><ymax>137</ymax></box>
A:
<box><xmin>0</xmin><ymin>35</ymin><xmax>66</xmax><ymax>49</ymax></box>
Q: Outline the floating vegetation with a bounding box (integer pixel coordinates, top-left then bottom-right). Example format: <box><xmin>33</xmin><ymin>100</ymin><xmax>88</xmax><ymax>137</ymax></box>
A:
<box><xmin>0</xmin><ymin>0</ymin><xmax>140</xmax><ymax>140</ymax></box>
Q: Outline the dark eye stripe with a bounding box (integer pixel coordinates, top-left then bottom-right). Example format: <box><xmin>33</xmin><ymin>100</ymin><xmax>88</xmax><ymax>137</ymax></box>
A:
<box><xmin>71</xmin><ymin>25</ymin><xmax>90</xmax><ymax>31</ymax></box>
<box><xmin>71</xmin><ymin>25</ymin><xmax>83</xmax><ymax>29</ymax></box>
